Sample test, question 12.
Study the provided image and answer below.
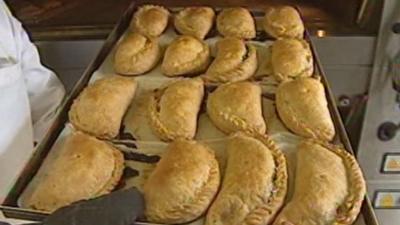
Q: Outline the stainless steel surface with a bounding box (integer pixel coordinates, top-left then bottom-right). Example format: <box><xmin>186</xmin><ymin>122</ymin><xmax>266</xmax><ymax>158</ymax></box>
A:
<box><xmin>311</xmin><ymin>36</ymin><xmax>375</xmax><ymax>97</ymax></box>
<box><xmin>358</xmin><ymin>0</ymin><xmax>400</xmax><ymax>224</ymax></box>
<box><xmin>311</xmin><ymin>37</ymin><xmax>375</xmax><ymax>65</ymax></box>
<box><xmin>35</xmin><ymin>40</ymin><xmax>104</xmax><ymax>93</ymax></box>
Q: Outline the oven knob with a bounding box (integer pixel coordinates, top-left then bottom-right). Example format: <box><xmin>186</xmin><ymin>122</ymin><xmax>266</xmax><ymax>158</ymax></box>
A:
<box><xmin>377</xmin><ymin>121</ymin><xmax>398</xmax><ymax>141</ymax></box>
<box><xmin>393</xmin><ymin>23</ymin><xmax>400</xmax><ymax>34</ymax></box>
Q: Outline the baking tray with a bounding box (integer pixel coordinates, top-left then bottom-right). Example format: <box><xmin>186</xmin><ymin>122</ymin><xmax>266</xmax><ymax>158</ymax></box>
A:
<box><xmin>0</xmin><ymin>2</ymin><xmax>379</xmax><ymax>225</ymax></box>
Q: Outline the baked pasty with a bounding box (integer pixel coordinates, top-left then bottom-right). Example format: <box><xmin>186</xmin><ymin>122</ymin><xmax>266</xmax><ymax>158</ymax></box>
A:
<box><xmin>206</xmin><ymin>132</ymin><xmax>287</xmax><ymax>225</ymax></box>
<box><xmin>273</xmin><ymin>139</ymin><xmax>366</xmax><ymax>225</ymax></box>
<box><xmin>263</xmin><ymin>6</ymin><xmax>304</xmax><ymax>39</ymax></box>
<box><xmin>148</xmin><ymin>78</ymin><xmax>204</xmax><ymax>141</ymax></box>
<box><xmin>269</xmin><ymin>38</ymin><xmax>313</xmax><ymax>82</ymax></box>
<box><xmin>162</xmin><ymin>35</ymin><xmax>210</xmax><ymax>76</ymax></box>
<box><xmin>20</xmin><ymin>132</ymin><xmax>124</xmax><ymax>212</ymax></box>
<box><xmin>207</xmin><ymin>82</ymin><xmax>266</xmax><ymax>134</ymax></box>
<box><xmin>276</xmin><ymin>77</ymin><xmax>335</xmax><ymax>141</ymax></box>
<box><xmin>202</xmin><ymin>37</ymin><xmax>257</xmax><ymax>83</ymax></box>
<box><xmin>114</xmin><ymin>33</ymin><xmax>160</xmax><ymax>75</ymax></box>
<box><xmin>130</xmin><ymin>5</ymin><xmax>169</xmax><ymax>37</ymax></box>
<box><xmin>217</xmin><ymin>7</ymin><xmax>256</xmax><ymax>39</ymax></box>
<box><xmin>69</xmin><ymin>76</ymin><xmax>137</xmax><ymax>139</ymax></box>
<box><xmin>174</xmin><ymin>7</ymin><xmax>215</xmax><ymax>39</ymax></box>
<box><xmin>143</xmin><ymin>139</ymin><xmax>220</xmax><ymax>224</ymax></box>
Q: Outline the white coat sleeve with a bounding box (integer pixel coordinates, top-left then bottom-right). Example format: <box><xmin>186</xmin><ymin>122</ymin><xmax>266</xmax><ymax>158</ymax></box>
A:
<box><xmin>5</xmin><ymin>4</ymin><xmax>66</xmax><ymax>142</ymax></box>
<box><xmin>0</xmin><ymin>0</ymin><xmax>35</xmax><ymax>201</ymax></box>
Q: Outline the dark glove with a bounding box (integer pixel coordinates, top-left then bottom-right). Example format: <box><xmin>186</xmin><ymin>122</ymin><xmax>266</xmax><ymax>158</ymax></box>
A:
<box><xmin>43</xmin><ymin>187</ymin><xmax>144</xmax><ymax>225</ymax></box>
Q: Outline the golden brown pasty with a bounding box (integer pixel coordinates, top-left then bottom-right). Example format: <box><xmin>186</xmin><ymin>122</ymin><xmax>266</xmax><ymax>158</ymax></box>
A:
<box><xmin>273</xmin><ymin>139</ymin><xmax>366</xmax><ymax>225</ymax></box>
<box><xmin>202</xmin><ymin>37</ymin><xmax>257</xmax><ymax>83</ymax></box>
<box><xmin>207</xmin><ymin>81</ymin><xmax>266</xmax><ymax>134</ymax></box>
<box><xmin>269</xmin><ymin>38</ymin><xmax>313</xmax><ymax>82</ymax></box>
<box><xmin>143</xmin><ymin>139</ymin><xmax>220</xmax><ymax>224</ymax></box>
<box><xmin>206</xmin><ymin>132</ymin><xmax>287</xmax><ymax>225</ymax></box>
<box><xmin>276</xmin><ymin>77</ymin><xmax>335</xmax><ymax>141</ymax></box>
<box><xmin>174</xmin><ymin>7</ymin><xmax>215</xmax><ymax>39</ymax></box>
<box><xmin>69</xmin><ymin>76</ymin><xmax>137</xmax><ymax>139</ymax></box>
<box><xmin>148</xmin><ymin>78</ymin><xmax>204</xmax><ymax>141</ymax></box>
<box><xmin>20</xmin><ymin>132</ymin><xmax>124</xmax><ymax>212</ymax></box>
<box><xmin>217</xmin><ymin>7</ymin><xmax>256</xmax><ymax>39</ymax></box>
<box><xmin>113</xmin><ymin>33</ymin><xmax>161</xmax><ymax>75</ymax></box>
<box><xmin>263</xmin><ymin>6</ymin><xmax>304</xmax><ymax>39</ymax></box>
<box><xmin>162</xmin><ymin>35</ymin><xmax>210</xmax><ymax>76</ymax></box>
<box><xmin>130</xmin><ymin>5</ymin><xmax>169</xmax><ymax>37</ymax></box>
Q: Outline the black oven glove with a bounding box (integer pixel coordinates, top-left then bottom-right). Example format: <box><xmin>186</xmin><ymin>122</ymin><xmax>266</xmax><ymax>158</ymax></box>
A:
<box><xmin>42</xmin><ymin>187</ymin><xmax>144</xmax><ymax>225</ymax></box>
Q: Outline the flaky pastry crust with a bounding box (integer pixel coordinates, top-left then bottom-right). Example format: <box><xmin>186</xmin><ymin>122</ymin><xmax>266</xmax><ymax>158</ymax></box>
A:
<box><xmin>207</xmin><ymin>81</ymin><xmax>266</xmax><ymax>134</ymax></box>
<box><xmin>21</xmin><ymin>132</ymin><xmax>124</xmax><ymax>212</ymax></box>
<box><xmin>273</xmin><ymin>139</ymin><xmax>366</xmax><ymax>225</ymax></box>
<box><xmin>270</xmin><ymin>38</ymin><xmax>313</xmax><ymax>82</ymax></box>
<box><xmin>162</xmin><ymin>35</ymin><xmax>210</xmax><ymax>76</ymax></box>
<box><xmin>202</xmin><ymin>37</ymin><xmax>257</xmax><ymax>83</ymax></box>
<box><xmin>263</xmin><ymin>6</ymin><xmax>304</xmax><ymax>39</ymax></box>
<box><xmin>143</xmin><ymin>139</ymin><xmax>220</xmax><ymax>224</ymax></box>
<box><xmin>216</xmin><ymin>7</ymin><xmax>256</xmax><ymax>39</ymax></box>
<box><xmin>130</xmin><ymin>5</ymin><xmax>169</xmax><ymax>37</ymax></box>
<box><xmin>148</xmin><ymin>78</ymin><xmax>204</xmax><ymax>141</ymax></box>
<box><xmin>275</xmin><ymin>77</ymin><xmax>335</xmax><ymax>141</ymax></box>
<box><xmin>114</xmin><ymin>33</ymin><xmax>160</xmax><ymax>75</ymax></box>
<box><xmin>69</xmin><ymin>76</ymin><xmax>137</xmax><ymax>139</ymax></box>
<box><xmin>206</xmin><ymin>132</ymin><xmax>287</xmax><ymax>225</ymax></box>
<box><xmin>174</xmin><ymin>7</ymin><xmax>215</xmax><ymax>39</ymax></box>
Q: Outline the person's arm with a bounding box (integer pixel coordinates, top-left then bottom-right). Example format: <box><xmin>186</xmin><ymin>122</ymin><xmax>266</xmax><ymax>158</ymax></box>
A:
<box><xmin>3</xmin><ymin>1</ymin><xmax>66</xmax><ymax>142</ymax></box>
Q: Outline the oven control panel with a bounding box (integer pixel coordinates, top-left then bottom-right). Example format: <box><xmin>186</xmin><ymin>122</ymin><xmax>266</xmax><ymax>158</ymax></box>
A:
<box><xmin>358</xmin><ymin>1</ymin><xmax>400</xmax><ymax>225</ymax></box>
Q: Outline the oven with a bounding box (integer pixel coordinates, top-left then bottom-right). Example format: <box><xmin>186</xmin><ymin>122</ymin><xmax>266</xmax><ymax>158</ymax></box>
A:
<box><xmin>358</xmin><ymin>1</ymin><xmax>400</xmax><ymax>225</ymax></box>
